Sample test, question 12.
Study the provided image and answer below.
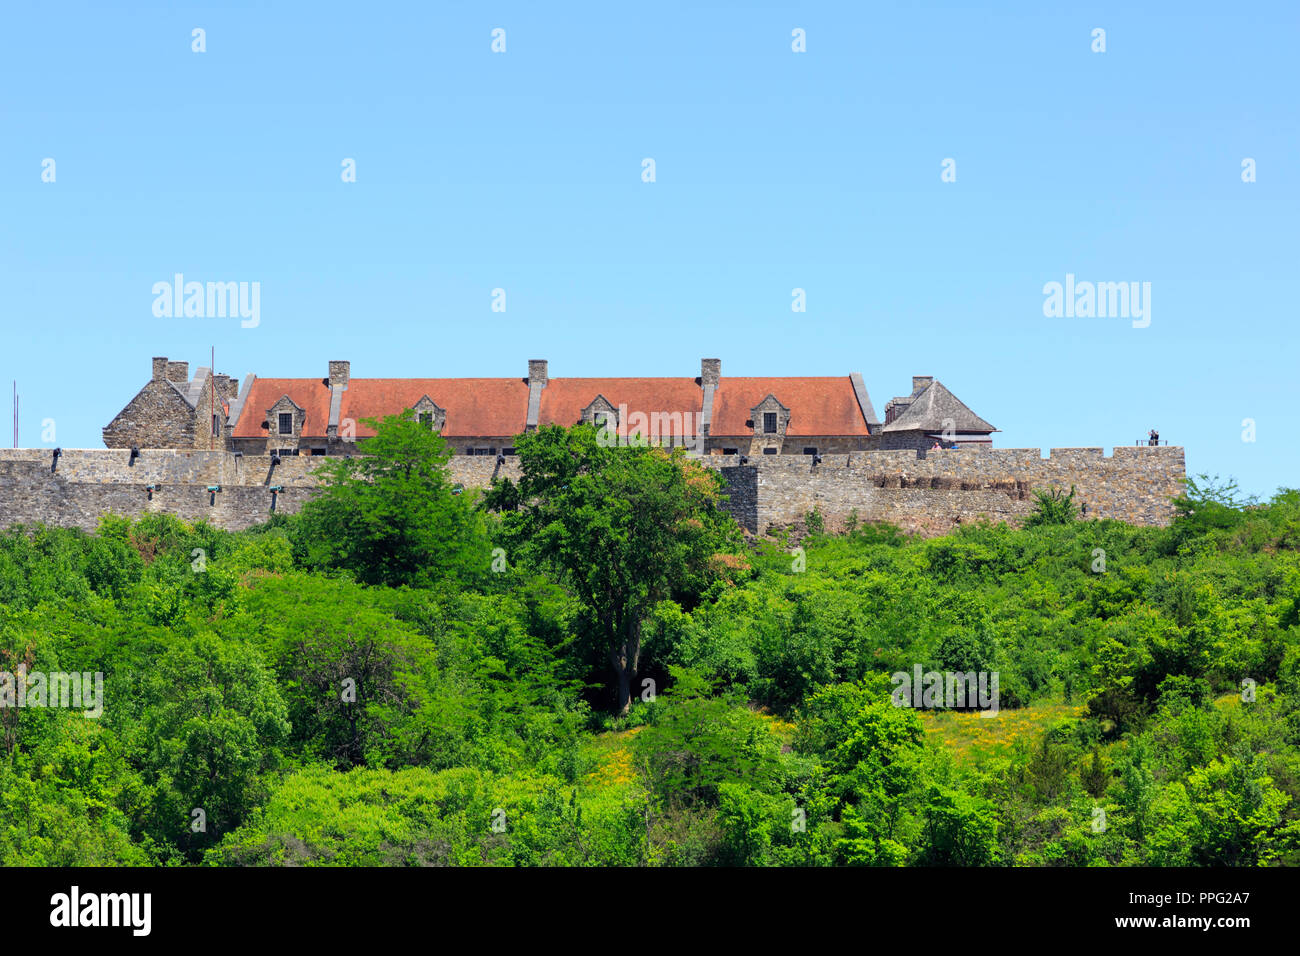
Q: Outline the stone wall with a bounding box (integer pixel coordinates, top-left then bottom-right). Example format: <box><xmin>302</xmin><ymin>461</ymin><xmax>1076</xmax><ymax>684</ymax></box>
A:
<box><xmin>0</xmin><ymin>448</ymin><xmax>529</xmax><ymax>532</ymax></box>
<box><xmin>705</xmin><ymin>435</ymin><xmax>874</xmax><ymax>455</ymax></box>
<box><xmin>101</xmin><ymin>381</ymin><xmax>200</xmax><ymax>449</ymax></box>
<box><xmin>696</xmin><ymin>446</ymin><xmax>1186</xmax><ymax>534</ymax></box>
<box><xmin>0</xmin><ymin>446</ymin><xmax>1184</xmax><ymax>536</ymax></box>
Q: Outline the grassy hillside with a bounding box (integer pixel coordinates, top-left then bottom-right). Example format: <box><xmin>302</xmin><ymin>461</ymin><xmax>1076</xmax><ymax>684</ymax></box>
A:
<box><xmin>1</xmin><ymin>427</ymin><xmax>1297</xmax><ymax>866</ymax></box>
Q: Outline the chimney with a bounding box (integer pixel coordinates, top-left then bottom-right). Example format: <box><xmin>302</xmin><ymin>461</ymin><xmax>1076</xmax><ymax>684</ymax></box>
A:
<box><xmin>528</xmin><ymin>359</ymin><xmax>548</xmax><ymax>386</ymax></box>
<box><xmin>214</xmin><ymin>374</ymin><xmax>237</xmax><ymax>400</ymax></box>
<box><xmin>701</xmin><ymin>358</ymin><xmax>721</xmax><ymax>387</ymax></box>
<box><xmin>328</xmin><ymin>360</ymin><xmax>350</xmax><ymax>387</ymax></box>
<box><xmin>166</xmin><ymin>361</ymin><xmax>189</xmax><ymax>383</ymax></box>
<box><xmin>912</xmin><ymin>375</ymin><xmax>933</xmax><ymax>395</ymax></box>
<box><xmin>152</xmin><ymin>357</ymin><xmax>168</xmax><ymax>381</ymax></box>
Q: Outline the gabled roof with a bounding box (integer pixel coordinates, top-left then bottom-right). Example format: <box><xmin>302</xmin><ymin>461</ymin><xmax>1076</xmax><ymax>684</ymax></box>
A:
<box><xmin>750</xmin><ymin>393</ymin><xmax>789</xmax><ymax>412</ymax></box>
<box><xmin>183</xmin><ymin>367</ymin><xmax>212</xmax><ymax>407</ymax></box>
<box><xmin>163</xmin><ymin>379</ymin><xmax>195</xmax><ymax>407</ymax></box>
<box><xmin>226</xmin><ymin>371</ymin><xmax>882</xmax><ymax>441</ymax></box>
<box><xmin>342</xmin><ymin>379</ymin><xmax>528</xmax><ymax>437</ymax></box>
<box><xmin>230</xmin><ymin>378</ymin><xmax>530</xmax><ymax>439</ymax></box>
<box><xmin>231</xmin><ymin>379</ymin><xmax>331</xmax><ymax>438</ymax></box>
<box><xmin>161</xmin><ymin>367</ymin><xmax>227</xmax><ymax>416</ymax></box>
<box><xmin>711</xmin><ymin>377</ymin><xmax>872</xmax><ymax>436</ymax></box>
<box><xmin>538</xmin><ymin>378</ymin><xmax>702</xmax><ymax>428</ymax></box>
<box><xmin>268</xmin><ymin>393</ymin><xmax>305</xmax><ymax>411</ymax></box>
<box><xmin>880</xmin><ymin>380</ymin><xmax>997</xmax><ymax>434</ymax></box>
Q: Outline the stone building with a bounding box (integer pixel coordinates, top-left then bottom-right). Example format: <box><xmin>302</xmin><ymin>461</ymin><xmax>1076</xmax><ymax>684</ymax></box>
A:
<box><xmin>880</xmin><ymin>376</ymin><xmax>998</xmax><ymax>450</ymax></box>
<box><xmin>101</xmin><ymin>357</ymin><xmax>238</xmax><ymax>450</ymax></box>
<box><xmin>13</xmin><ymin>364</ymin><xmax>1183</xmax><ymax>539</ymax></box>
<box><xmin>104</xmin><ymin>356</ymin><xmax>998</xmax><ymax>458</ymax></box>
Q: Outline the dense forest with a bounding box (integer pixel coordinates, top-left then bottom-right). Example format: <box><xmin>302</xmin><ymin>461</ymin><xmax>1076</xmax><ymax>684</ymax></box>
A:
<box><xmin>1</xmin><ymin>416</ymin><xmax>1297</xmax><ymax>866</ymax></box>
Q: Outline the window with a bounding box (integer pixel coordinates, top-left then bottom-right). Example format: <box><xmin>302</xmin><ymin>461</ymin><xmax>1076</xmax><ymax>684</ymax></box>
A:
<box><xmin>502</xmin><ymin>447</ymin><xmax>515</xmax><ymax>456</ymax></box>
<box><xmin>722</xmin><ymin>448</ymin><xmax>738</xmax><ymax>455</ymax></box>
<box><xmin>803</xmin><ymin>447</ymin><xmax>818</xmax><ymax>456</ymax></box>
<box><xmin>418</xmin><ymin>412</ymin><xmax>434</xmax><ymax>429</ymax></box>
<box><xmin>763</xmin><ymin>447</ymin><xmax>778</xmax><ymax>455</ymax></box>
<box><xmin>466</xmin><ymin>447</ymin><xmax>495</xmax><ymax>456</ymax></box>
<box><xmin>275</xmin><ymin>448</ymin><xmax>298</xmax><ymax>458</ymax></box>
<box><xmin>763</xmin><ymin>412</ymin><xmax>778</xmax><ymax>434</ymax></box>
<box><xmin>310</xmin><ymin>448</ymin><xmax>326</xmax><ymax>456</ymax></box>
<box><xmin>278</xmin><ymin>412</ymin><xmax>293</xmax><ymax>435</ymax></box>
<box><xmin>212</xmin><ymin>414</ymin><xmax>219</xmax><ymax>435</ymax></box>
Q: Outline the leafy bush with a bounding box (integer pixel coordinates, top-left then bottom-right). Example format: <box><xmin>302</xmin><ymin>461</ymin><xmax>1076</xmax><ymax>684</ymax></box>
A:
<box><xmin>1024</xmin><ymin>485</ymin><xmax>1079</xmax><ymax>527</ymax></box>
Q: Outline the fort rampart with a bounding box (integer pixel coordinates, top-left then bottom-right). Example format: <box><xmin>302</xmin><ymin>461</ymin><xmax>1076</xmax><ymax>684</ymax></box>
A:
<box><xmin>0</xmin><ymin>446</ymin><xmax>1186</xmax><ymax>536</ymax></box>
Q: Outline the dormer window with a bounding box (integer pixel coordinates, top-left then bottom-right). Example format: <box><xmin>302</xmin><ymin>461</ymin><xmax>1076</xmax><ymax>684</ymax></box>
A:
<box><xmin>749</xmin><ymin>394</ymin><xmax>790</xmax><ymax>439</ymax></box>
<box><xmin>581</xmin><ymin>395</ymin><xmax>618</xmax><ymax>430</ymax></box>
<box><xmin>411</xmin><ymin>395</ymin><xmax>446</xmax><ymax>432</ymax></box>
<box><xmin>266</xmin><ymin>395</ymin><xmax>306</xmax><ymax>447</ymax></box>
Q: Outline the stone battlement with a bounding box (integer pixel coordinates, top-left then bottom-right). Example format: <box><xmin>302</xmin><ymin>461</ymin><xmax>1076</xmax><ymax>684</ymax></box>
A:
<box><xmin>0</xmin><ymin>446</ymin><xmax>1186</xmax><ymax>535</ymax></box>
<box><xmin>698</xmin><ymin>446</ymin><xmax>1185</xmax><ymax>533</ymax></box>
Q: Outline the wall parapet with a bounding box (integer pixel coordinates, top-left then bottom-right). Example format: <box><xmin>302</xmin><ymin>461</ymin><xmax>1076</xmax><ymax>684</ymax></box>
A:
<box><xmin>0</xmin><ymin>445</ymin><xmax>1186</xmax><ymax>536</ymax></box>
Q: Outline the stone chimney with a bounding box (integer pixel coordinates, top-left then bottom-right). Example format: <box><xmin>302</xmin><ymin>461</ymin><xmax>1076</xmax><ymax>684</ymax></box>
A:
<box><xmin>329</xmin><ymin>360</ymin><xmax>350</xmax><ymax>387</ymax></box>
<box><xmin>152</xmin><ymin>357</ymin><xmax>169</xmax><ymax>381</ymax></box>
<box><xmin>912</xmin><ymin>375</ymin><xmax>933</xmax><ymax>395</ymax></box>
<box><xmin>166</xmin><ymin>361</ymin><xmax>189</xmax><ymax>383</ymax></box>
<box><xmin>524</xmin><ymin>360</ymin><xmax>548</xmax><ymax>433</ymax></box>
<box><xmin>213</xmin><ymin>374</ymin><xmax>237</xmax><ymax>400</ymax></box>
<box><xmin>701</xmin><ymin>358</ymin><xmax>721</xmax><ymax>387</ymax></box>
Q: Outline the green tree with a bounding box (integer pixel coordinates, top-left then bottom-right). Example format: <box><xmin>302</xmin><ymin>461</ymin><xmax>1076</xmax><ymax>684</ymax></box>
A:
<box><xmin>1147</xmin><ymin>749</ymin><xmax>1297</xmax><ymax>866</ymax></box>
<box><xmin>633</xmin><ymin>668</ymin><xmax>781</xmax><ymax>809</ymax></box>
<box><xmin>295</xmin><ymin>412</ymin><xmax>489</xmax><ymax>587</ymax></box>
<box><xmin>1164</xmin><ymin>474</ymin><xmax>1254</xmax><ymax>549</ymax></box>
<box><xmin>133</xmin><ymin>634</ymin><xmax>290</xmax><ymax>859</ymax></box>
<box><xmin>794</xmin><ymin>679</ymin><xmax>927</xmax><ymax>865</ymax></box>
<box><xmin>488</xmin><ymin>425</ymin><xmax>741</xmax><ymax>713</ymax></box>
<box><xmin>1025</xmin><ymin>485</ymin><xmax>1079</xmax><ymax>528</ymax></box>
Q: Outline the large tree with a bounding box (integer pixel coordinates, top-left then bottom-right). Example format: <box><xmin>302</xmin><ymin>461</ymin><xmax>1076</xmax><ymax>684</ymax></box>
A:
<box><xmin>487</xmin><ymin>425</ymin><xmax>741</xmax><ymax>714</ymax></box>
<box><xmin>295</xmin><ymin>412</ymin><xmax>488</xmax><ymax>588</ymax></box>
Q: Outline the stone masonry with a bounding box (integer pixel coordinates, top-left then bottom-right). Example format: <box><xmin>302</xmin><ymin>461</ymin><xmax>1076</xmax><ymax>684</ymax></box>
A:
<box><xmin>0</xmin><ymin>445</ymin><xmax>1186</xmax><ymax>536</ymax></box>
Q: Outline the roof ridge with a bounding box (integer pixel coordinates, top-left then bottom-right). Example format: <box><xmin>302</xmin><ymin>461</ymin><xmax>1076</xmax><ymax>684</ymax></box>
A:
<box><xmin>880</xmin><ymin>380</ymin><xmax>996</xmax><ymax>433</ymax></box>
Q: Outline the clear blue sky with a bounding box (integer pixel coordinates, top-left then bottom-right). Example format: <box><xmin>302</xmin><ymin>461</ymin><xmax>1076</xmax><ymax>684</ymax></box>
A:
<box><xmin>2</xmin><ymin>1</ymin><xmax>1296</xmax><ymax>498</ymax></box>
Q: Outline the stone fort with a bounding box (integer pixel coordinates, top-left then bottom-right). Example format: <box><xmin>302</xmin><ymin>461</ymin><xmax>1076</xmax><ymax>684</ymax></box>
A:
<box><xmin>0</xmin><ymin>356</ymin><xmax>1186</xmax><ymax>536</ymax></box>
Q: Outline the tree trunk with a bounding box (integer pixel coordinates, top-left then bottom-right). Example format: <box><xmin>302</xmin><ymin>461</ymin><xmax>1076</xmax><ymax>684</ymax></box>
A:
<box><xmin>610</xmin><ymin>616</ymin><xmax>643</xmax><ymax>716</ymax></box>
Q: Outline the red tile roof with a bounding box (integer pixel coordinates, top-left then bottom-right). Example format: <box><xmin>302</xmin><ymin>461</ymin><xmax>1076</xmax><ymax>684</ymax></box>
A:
<box><xmin>231</xmin><ymin>377</ymin><xmax>530</xmax><ymax>438</ymax></box>
<box><xmin>230</xmin><ymin>375</ymin><xmax>870</xmax><ymax>440</ymax></box>
<box><xmin>538</xmin><ymin>378</ymin><xmax>703</xmax><ymax>428</ymax></box>
<box><xmin>341</xmin><ymin>379</ymin><xmax>529</xmax><ymax>437</ymax></box>
<box><xmin>231</xmin><ymin>378</ymin><xmax>332</xmax><ymax>438</ymax></box>
<box><xmin>710</xmin><ymin>377</ymin><xmax>871</xmax><ymax>436</ymax></box>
